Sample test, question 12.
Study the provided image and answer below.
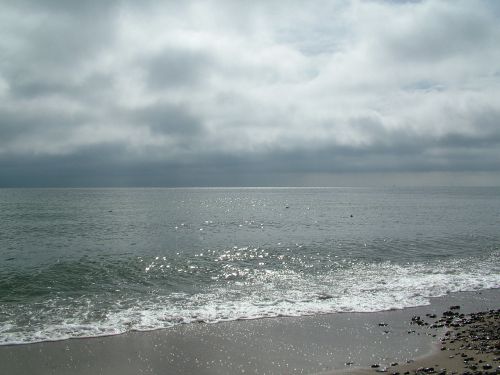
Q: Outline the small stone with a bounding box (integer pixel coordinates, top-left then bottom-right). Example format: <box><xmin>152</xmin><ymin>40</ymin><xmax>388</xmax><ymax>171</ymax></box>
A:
<box><xmin>317</xmin><ymin>294</ymin><xmax>333</xmax><ymax>300</ymax></box>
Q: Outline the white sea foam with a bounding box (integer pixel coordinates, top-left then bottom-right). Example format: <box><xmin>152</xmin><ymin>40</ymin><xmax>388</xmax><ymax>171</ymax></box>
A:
<box><xmin>0</xmin><ymin>251</ymin><xmax>499</xmax><ymax>345</ymax></box>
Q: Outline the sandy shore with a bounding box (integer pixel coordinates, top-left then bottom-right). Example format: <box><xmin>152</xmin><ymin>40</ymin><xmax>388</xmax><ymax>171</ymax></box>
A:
<box><xmin>0</xmin><ymin>289</ymin><xmax>498</xmax><ymax>375</ymax></box>
<box><xmin>338</xmin><ymin>307</ymin><xmax>499</xmax><ymax>375</ymax></box>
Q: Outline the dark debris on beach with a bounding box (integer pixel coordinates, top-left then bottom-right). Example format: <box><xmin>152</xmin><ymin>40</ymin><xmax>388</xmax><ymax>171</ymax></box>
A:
<box><xmin>369</xmin><ymin>307</ymin><xmax>500</xmax><ymax>375</ymax></box>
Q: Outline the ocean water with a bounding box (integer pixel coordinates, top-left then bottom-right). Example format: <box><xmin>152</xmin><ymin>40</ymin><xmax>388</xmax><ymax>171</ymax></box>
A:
<box><xmin>0</xmin><ymin>187</ymin><xmax>499</xmax><ymax>345</ymax></box>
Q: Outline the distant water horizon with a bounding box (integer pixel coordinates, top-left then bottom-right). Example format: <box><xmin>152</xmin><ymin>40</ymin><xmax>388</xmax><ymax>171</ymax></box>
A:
<box><xmin>0</xmin><ymin>186</ymin><xmax>500</xmax><ymax>190</ymax></box>
<box><xmin>1</xmin><ymin>187</ymin><xmax>499</xmax><ymax>345</ymax></box>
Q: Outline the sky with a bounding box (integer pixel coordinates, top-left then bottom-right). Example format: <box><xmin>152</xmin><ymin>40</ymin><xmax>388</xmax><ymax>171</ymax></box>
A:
<box><xmin>1</xmin><ymin>0</ymin><xmax>500</xmax><ymax>187</ymax></box>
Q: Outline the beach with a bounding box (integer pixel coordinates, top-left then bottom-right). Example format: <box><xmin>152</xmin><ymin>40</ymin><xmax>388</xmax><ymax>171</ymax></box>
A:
<box><xmin>0</xmin><ymin>289</ymin><xmax>498</xmax><ymax>375</ymax></box>
<box><xmin>358</xmin><ymin>308</ymin><xmax>500</xmax><ymax>375</ymax></box>
<box><xmin>341</xmin><ymin>292</ymin><xmax>500</xmax><ymax>375</ymax></box>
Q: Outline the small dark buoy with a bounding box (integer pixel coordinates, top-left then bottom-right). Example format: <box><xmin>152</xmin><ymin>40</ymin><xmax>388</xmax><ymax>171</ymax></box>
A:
<box><xmin>285</xmin><ymin>205</ymin><xmax>289</xmax><ymax>209</ymax></box>
<box><xmin>350</xmin><ymin>214</ymin><xmax>353</xmax><ymax>217</ymax></box>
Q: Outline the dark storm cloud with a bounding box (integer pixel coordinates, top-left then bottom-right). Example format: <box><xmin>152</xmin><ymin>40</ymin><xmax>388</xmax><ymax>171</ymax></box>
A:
<box><xmin>145</xmin><ymin>49</ymin><xmax>213</xmax><ymax>90</ymax></box>
<box><xmin>8</xmin><ymin>73</ymin><xmax>115</xmax><ymax>103</ymax></box>
<box><xmin>438</xmin><ymin>132</ymin><xmax>500</xmax><ymax>149</ymax></box>
<box><xmin>131</xmin><ymin>103</ymin><xmax>205</xmax><ymax>136</ymax></box>
<box><xmin>0</xmin><ymin>1</ymin><xmax>119</xmax><ymax>80</ymax></box>
<box><xmin>4</xmin><ymin>0</ymin><xmax>119</xmax><ymax>54</ymax></box>
<box><xmin>0</xmin><ymin>144</ymin><xmax>134</xmax><ymax>187</ymax></box>
<box><xmin>0</xmin><ymin>0</ymin><xmax>499</xmax><ymax>186</ymax></box>
<box><xmin>0</xmin><ymin>106</ymin><xmax>90</xmax><ymax>150</ymax></box>
<box><xmin>380</xmin><ymin>4</ymin><xmax>496</xmax><ymax>63</ymax></box>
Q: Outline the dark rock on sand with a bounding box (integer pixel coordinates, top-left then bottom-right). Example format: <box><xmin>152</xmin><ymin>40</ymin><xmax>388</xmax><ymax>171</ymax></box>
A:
<box><xmin>370</xmin><ymin>308</ymin><xmax>499</xmax><ymax>375</ymax></box>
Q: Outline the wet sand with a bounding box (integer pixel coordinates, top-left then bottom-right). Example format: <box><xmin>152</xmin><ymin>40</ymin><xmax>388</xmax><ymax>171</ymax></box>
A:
<box><xmin>343</xmin><ymin>308</ymin><xmax>499</xmax><ymax>375</ymax></box>
<box><xmin>0</xmin><ymin>289</ymin><xmax>498</xmax><ymax>375</ymax></box>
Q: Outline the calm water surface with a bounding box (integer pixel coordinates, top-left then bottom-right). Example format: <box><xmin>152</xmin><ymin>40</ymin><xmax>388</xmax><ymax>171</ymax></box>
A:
<box><xmin>0</xmin><ymin>187</ymin><xmax>499</xmax><ymax>344</ymax></box>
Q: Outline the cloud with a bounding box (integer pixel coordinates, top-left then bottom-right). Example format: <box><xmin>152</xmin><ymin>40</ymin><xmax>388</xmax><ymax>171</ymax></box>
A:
<box><xmin>0</xmin><ymin>0</ymin><xmax>499</xmax><ymax>186</ymax></box>
<box><xmin>144</xmin><ymin>48</ymin><xmax>213</xmax><ymax>90</ymax></box>
<box><xmin>130</xmin><ymin>102</ymin><xmax>204</xmax><ymax>137</ymax></box>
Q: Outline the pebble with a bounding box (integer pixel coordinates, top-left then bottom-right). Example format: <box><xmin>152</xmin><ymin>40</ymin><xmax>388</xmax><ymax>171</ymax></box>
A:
<box><xmin>370</xmin><ymin>309</ymin><xmax>500</xmax><ymax>375</ymax></box>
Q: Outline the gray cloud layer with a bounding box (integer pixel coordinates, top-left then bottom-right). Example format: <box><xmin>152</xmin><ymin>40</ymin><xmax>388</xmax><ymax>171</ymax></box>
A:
<box><xmin>1</xmin><ymin>0</ymin><xmax>500</xmax><ymax>186</ymax></box>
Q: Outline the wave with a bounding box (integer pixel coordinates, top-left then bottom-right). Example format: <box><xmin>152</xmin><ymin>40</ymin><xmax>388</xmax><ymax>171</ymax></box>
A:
<box><xmin>0</xmin><ymin>250</ymin><xmax>499</xmax><ymax>345</ymax></box>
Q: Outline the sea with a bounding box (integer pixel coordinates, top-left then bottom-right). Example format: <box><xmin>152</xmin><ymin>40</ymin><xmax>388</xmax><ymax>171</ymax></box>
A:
<box><xmin>0</xmin><ymin>187</ymin><xmax>499</xmax><ymax>345</ymax></box>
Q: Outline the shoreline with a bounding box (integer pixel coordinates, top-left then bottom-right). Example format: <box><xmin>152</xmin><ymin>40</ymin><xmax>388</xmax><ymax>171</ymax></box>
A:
<box><xmin>0</xmin><ymin>289</ymin><xmax>498</xmax><ymax>374</ymax></box>
<box><xmin>336</xmin><ymin>308</ymin><xmax>499</xmax><ymax>375</ymax></box>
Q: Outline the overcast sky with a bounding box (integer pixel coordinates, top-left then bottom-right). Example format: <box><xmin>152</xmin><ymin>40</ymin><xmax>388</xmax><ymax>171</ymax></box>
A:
<box><xmin>1</xmin><ymin>0</ymin><xmax>499</xmax><ymax>187</ymax></box>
